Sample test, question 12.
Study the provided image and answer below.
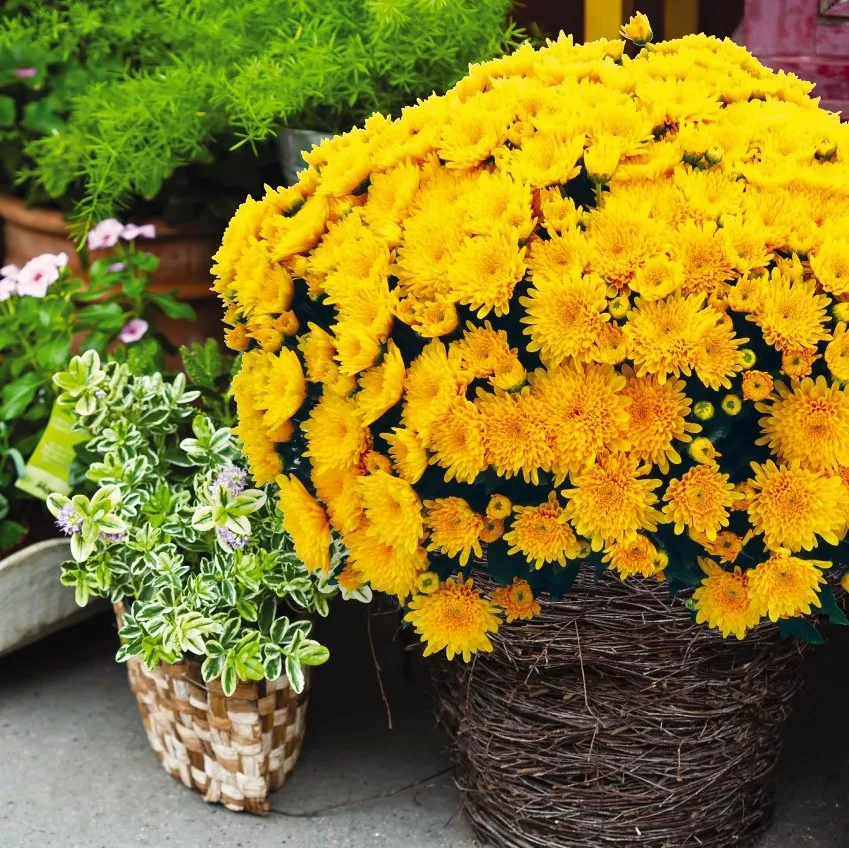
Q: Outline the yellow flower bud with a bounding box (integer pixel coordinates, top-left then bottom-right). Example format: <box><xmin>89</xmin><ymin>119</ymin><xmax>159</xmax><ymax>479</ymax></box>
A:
<box><xmin>740</xmin><ymin>348</ymin><xmax>756</xmax><ymax>369</ymax></box>
<box><xmin>620</xmin><ymin>12</ymin><xmax>653</xmax><ymax>45</ymax></box>
<box><xmin>416</xmin><ymin>572</ymin><xmax>440</xmax><ymax>595</ymax></box>
<box><xmin>486</xmin><ymin>494</ymin><xmax>512</xmax><ymax>520</ymax></box>
<box><xmin>721</xmin><ymin>394</ymin><xmax>742</xmax><ymax>416</ymax></box>
<box><xmin>608</xmin><ymin>294</ymin><xmax>630</xmax><ymax>319</ymax></box>
<box><xmin>584</xmin><ymin>138</ymin><xmax>623</xmax><ymax>184</ymax></box>
<box><xmin>693</xmin><ymin>400</ymin><xmax>715</xmax><ymax>421</ymax></box>
<box><xmin>689</xmin><ymin>436</ymin><xmax>720</xmax><ymax>465</ymax></box>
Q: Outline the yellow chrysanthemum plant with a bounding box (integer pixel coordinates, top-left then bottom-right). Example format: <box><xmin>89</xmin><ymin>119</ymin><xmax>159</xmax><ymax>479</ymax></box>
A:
<box><xmin>213</xmin><ymin>14</ymin><xmax>849</xmax><ymax>660</ymax></box>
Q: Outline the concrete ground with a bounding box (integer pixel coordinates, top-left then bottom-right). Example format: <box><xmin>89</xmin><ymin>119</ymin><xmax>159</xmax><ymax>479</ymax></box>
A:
<box><xmin>1</xmin><ymin>600</ymin><xmax>848</xmax><ymax>848</ymax></box>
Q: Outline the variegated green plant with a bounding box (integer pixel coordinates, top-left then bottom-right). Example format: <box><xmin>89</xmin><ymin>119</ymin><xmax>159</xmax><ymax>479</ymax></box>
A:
<box><xmin>48</xmin><ymin>348</ymin><xmax>363</xmax><ymax>695</ymax></box>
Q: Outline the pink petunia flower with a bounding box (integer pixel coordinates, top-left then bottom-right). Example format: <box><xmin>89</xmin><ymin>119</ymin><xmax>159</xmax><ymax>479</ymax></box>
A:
<box><xmin>119</xmin><ymin>318</ymin><xmax>149</xmax><ymax>343</ymax></box>
<box><xmin>13</xmin><ymin>68</ymin><xmax>37</xmax><ymax>79</ymax></box>
<box><xmin>15</xmin><ymin>253</ymin><xmax>68</xmax><ymax>298</ymax></box>
<box><xmin>121</xmin><ymin>223</ymin><xmax>156</xmax><ymax>241</ymax></box>
<box><xmin>0</xmin><ymin>276</ymin><xmax>16</xmax><ymax>302</ymax></box>
<box><xmin>1</xmin><ymin>264</ymin><xmax>20</xmax><ymax>280</ymax></box>
<box><xmin>87</xmin><ymin>219</ymin><xmax>125</xmax><ymax>251</ymax></box>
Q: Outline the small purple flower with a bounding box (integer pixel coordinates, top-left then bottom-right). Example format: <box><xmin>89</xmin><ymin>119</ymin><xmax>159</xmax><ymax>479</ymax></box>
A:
<box><xmin>95</xmin><ymin>390</ymin><xmax>106</xmax><ymax>399</ymax></box>
<box><xmin>119</xmin><ymin>318</ymin><xmax>148</xmax><ymax>344</ymax></box>
<box><xmin>13</xmin><ymin>68</ymin><xmax>37</xmax><ymax>79</ymax></box>
<box><xmin>16</xmin><ymin>252</ymin><xmax>68</xmax><ymax>297</ymax></box>
<box><xmin>55</xmin><ymin>504</ymin><xmax>83</xmax><ymax>536</ymax></box>
<box><xmin>99</xmin><ymin>531</ymin><xmax>126</xmax><ymax>543</ymax></box>
<box><xmin>107</xmin><ymin>262</ymin><xmax>126</xmax><ymax>273</ymax></box>
<box><xmin>212</xmin><ymin>466</ymin><xmax>247</xmax><ymax>498</ymax></box>
<box><xmin>217</xmin><ymin>526</ymin><xmax>248</xmax><ymax>550</ymax></box>
<box><xmin>87</xmin><ymin>219</ymin><xmax>125</xmax><ymax>251</ymax></box>
<box><xmin>121</xmin><ymin>223</ymin><xmax>156</xmax><ymax>241</ymax></box>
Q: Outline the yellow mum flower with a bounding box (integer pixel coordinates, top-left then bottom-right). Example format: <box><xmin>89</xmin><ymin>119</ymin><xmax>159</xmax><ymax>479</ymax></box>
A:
<box><xmin>312</xmin><ymin>465</ymin><xmax>366</xmax><ymax>536</ymax></box>
<box><xmin>747</xmin><ymin>272</ymin><xmax>831</xmax><ymax>353</ymax></box>
<box><xmin>476</xmin><ymin>388</ymin><xmax>553</xmax><ymax>485</ymax></box>
<box><xmin>333</xmin><ymin>320</ymin><xmax>382</xmax><ymax>376</ymax></box>
<box><xmin>531</xmin><ymin>363</ymin><xmax>631</xmax><ymax>480</ymax></box>
<box><xmin>358</xmin><ymin>470</ymin><xmax>423</xmax><ymax>555</ymax></box>
<box><xmin>625</xmin><ymin>293</ymin><xmax>717</xmax><ymax>383</ymax></box>
<box><xmin>427</xmin><ymin>397</ymin><xmax>487</xmax><ymax>484</ymax></box>
<box><xmin>747</xmin><ymin>460</ymin><xmax>849</xmax><ymax>552</ymax></box>
<box><xmin>742</xmin><ymin>370</ymin><xmax>774</xmax><ymax>402</ymax></box>
<box><xmin>781</xmin><ymin>347</ymin><xmax>817</xmax><ymax>379</ymax></box>
<box><xmin>631</xmin><ymin>255</ymin><xmax>684</xmax><ymax>302</ymax></box>
<box><xmin>404</xmin><ymin>576</ymin><xmax>502</xmax><ymax>661</ymax></box>
<box><xmin>450</xmin><ymin>321</ymin><xmax>525</xmax><ymax>388</ymax></box>
<box><xmin>562</xmin><ymin>454</ymin><xmax>663</xmax><ymax>551</ymax></box>
<box><xmin>423</xmin><ymin>497</ymin><xmax>485</xmax><ymax>566</ymax></box>
<box><xmin>490</xmin><ymin>578</ymin><xmax>541</xmax><ymax>623</ymax></box>
<box><xmin>450</xmin><ymin>224</ymin><xmax>528</xmax><ymax>318</ymax></box>
<box><xmin>346</xmin><ymin>529</ymin><xmax>427</xmax><ymax>601</ymax></box>
<box><xmin>602</xmin><ymin>534</ymin><xmax>661</xmax><ymax>579</ymax></box>
<box><xmin>224</xmin><ymin>323</ymin><xmax>250</xmax><ymax>352</ymax></box>
<box><xmin>673</xmin><ymin>220</ymin><xmax>736</xmax><ymax>297</ymax></box>
<box><xmin>232</xmin><ymin>238</ymin><xmax>295</xmax><ymax>317</ymax></box>
<box><xmin>688</xmin><ymin>436</ymin><xmax>720</xmax><ymax>466</ymax></box>
<box><xmin>590</xmin><ymin>322</ymin><xmax>629</xmax><ymax>366</ymax></box>
<box><xmin>382</xmin><ymin>426</ymin><xmax>428</xmax><ymax>485</ymax></box>
<box><xmin>622</xmin><ymin>367</ymin><xmax>700</xmax><ymax>474</ymax></box>
<box><xmin>303</xmin><ymin>392</ymin><xmax>371</xmax><ymax>473</ymax></box>
<box><xmin>355</xmin><ymin>340</ymin><xmax>406</xmax><ymax>425</ymax></box>
<box><xmin>810</xmin><ymin>237</ymin><xmax>849</xmax><ymax>296</ymax></box>
<box><xmin>254</xmin><ymin>348</ymin><xmax>306</xmax><ymax>433</ymax></box>
<box><xmin>825</xmin><ymin>322</ymin><xmax>849</xmax><ymax>382</ymax></box>
<box><xmin>504</xmin><ymin>131</ymin><xmax>586</xmax><ymax>189</ymax></box>
<box><xmin>757</xmin><ymin>376</ymin><xmax>849</xmax><ymax>471</ymax></box>
<box><xmin>702</xmin><ymin>530</ymin><xmax>744</xmax><ymax>564</ymax></box>
<box><xmin>437</xmin><ymin>96</ymin><xmax>511</xmax><ymax>170</ymax></box>
<box><xmin>527</xmin><ymin>230</ymin><xmax>592</xmax><ymax>283</ymax></box>
<box><xmin>693</xmin><ymin>560</ymin><xmax>760</xmax><ymax>640</ymax></box>
<box><xmin>537</xmin><ymin>187</ymin><xmax>582</xmax><ymax>235</ymax></box>
<box><xmin>298</xmin><ymin>323</ymin><xmax>339</xmax><ymax>384</ymax></box>
<box><xmin>585</xmin><ymin>202</ymin><xmax>667</xmax><ymax>290</ymax></box>
<box><xmin>693</xmin><ymin>317</ymin><xmax>748</xmax><ymax>391</ymax></box>
<box><xmin>747</xmin><ymin>552</ymin><xmax>828</xmax><ymax>622</ymax></box>
<box><xmin>233</xmin><ymin>411</ymin><xmax>283</xmax><ymax>486</ymax></box>
<box><xmin>503</xmin><ymin>492</ymin><xmax>580</xmax><ymax>569</ymax></box>
<box><xmin>460</xmin><ymin>168</ymin><xmax>535</xmax><ymax>240</ymax></box>
<box><xmin>277</xmin><ymin>474</ymin><xmax>331</xmax><ymax>573</ymax></box>
<box><xmin>519</xmin><ymin>271</ymin><xmax>609</xmax><ymax>365</ymax></box>
<box><xmin>664</xmin><ymin>464</ymin><xmax>740</xmax><ymax>541</ymax></box>
<box><xmin>403</xmin><ymin>341</ymin><xmax>467</xmax><ymax>445</ymax></box>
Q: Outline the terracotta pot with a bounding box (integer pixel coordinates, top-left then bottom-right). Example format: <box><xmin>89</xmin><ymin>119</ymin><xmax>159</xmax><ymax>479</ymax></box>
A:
<box><xmin>0</xmin><ymin>194</ymin><xmax>223</xmax><ymax>345</ymax></box>
<box><xmin>0</xmin><ymin>194</ymin><xmax>220</xmax><ymax>300</ymax></box>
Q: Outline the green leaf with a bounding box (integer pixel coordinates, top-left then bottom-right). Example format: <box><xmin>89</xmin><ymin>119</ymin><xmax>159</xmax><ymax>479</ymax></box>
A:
<box><xmin>76</xmin><ymin>302</ymin><xmax>126</xmax><ymax>331</ymax></box>
<box><xmin>817</xmin><ymin>585</ymin><xmax>848</xmax><ymax>626</ymax></box>
<box><xmin>0</xmin><ymin>520</ymin><xmax>26</xmax><ymax>552</ymax></box>
<box><xmin>0</xmin><ymin>95</ymin><xmax>15</xmax><ymax>128</ymax></box>
<box><xmin>0</xmin><ymin>373</ymin><xmax>43</xmax><ymax>420</ymax></box>
<box><xmin>201</xmin><ymin>654</ymin><xmax>225</xmax><ymax>682</ymax></box>
<box><xmin>264</xmin><ymin>654</ymin><xmax>282</xmax><ymax>681</ymax></box>
<box><xmin>778</xmin><ymin>617</ymin><xmax>824</xmax><ymax>645</ymax></box>
<box><xmin>148</xmin><ymin>292</ymin><xmax>196</xmax><ymax>321</ymax></box>
<box><xmin>298</xmin><ymin>639</ymin><xmax>329</xmax><ymax>667</ymax></box>
<box><xmin>285</xmin><ymin>655</ymin><xmax>306</xmax><ymax>694</ymax></box>
<box><xmin>221</xmin><ymin>663</ymin><xmax>237</xmax><ymax>696</ymax></box>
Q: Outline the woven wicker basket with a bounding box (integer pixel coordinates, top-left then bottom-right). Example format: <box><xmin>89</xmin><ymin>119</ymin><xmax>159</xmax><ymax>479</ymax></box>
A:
<box><xmin>115</xmin><ymin>603</ymin><xmax>308</xmax><ymax>815</ymax></box>
<box><xmin>435</xmin><ymin>572</ymin><xmax>804</xmax><ymax>848</ymax></box>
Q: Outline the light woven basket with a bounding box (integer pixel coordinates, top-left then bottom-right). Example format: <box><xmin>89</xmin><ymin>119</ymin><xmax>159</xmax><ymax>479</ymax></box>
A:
<box><xmin>115</xmin><ymin>603</ymin><xmax>308</xmax><ymax>815</ymax></box>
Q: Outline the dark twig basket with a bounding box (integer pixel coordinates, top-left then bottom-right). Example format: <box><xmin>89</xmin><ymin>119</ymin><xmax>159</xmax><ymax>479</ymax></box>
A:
<box><xmin>115</xmin><ymin>603</ymin><xmax>308</xmax><ymax>815</ymax></box>
<box><xmin>435</xmin><ymin>572</ymin><xmax>804</xmax><ymax>848</ymax></box>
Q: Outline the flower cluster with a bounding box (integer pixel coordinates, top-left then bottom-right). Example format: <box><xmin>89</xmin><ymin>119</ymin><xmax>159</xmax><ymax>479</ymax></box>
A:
<box><xmin>213</xmin><ymin>20</ymin><xmax>849</xmax><ymax>658</ymax></box>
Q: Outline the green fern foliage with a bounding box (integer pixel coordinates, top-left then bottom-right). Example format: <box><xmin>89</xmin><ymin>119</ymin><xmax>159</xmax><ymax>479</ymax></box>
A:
<box><xmin>3</xmin><ymin>0</ymin><xmax>521</xmax><ymax>233</ymax></box>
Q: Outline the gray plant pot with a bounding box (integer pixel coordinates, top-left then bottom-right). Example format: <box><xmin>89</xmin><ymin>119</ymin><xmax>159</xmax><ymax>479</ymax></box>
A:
<box><xmin>277</xmin><ymin>127</ymin><xmax>334</xmax><ymax>186</ymax></box>
<box><xmin>0</xmin><ymin>538</ymin><xmax>106</xmax><ymax>657</ymax></box>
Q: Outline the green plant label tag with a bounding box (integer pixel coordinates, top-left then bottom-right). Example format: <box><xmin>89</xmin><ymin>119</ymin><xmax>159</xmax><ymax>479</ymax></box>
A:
<box><xmin>15</xmin><ymin>403</ymin><xmax>86</xmax><ymax>500</ymax></box>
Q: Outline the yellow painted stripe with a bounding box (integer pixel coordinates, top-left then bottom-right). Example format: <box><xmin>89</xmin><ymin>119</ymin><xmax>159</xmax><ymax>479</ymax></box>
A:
<box><xmin>664</xmin><ymin>0</ymin><xmax>699</xmax><ymax>39</ymax></box>
<box><xmin>584</xmin><ymin>0</ymin><xmax>625</xmax><ymax>42</ymax></box>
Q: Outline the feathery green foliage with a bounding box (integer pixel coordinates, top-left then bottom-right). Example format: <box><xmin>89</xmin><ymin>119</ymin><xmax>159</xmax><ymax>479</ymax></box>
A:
<box><xmin>3</xmin><ymin>0</ymin><xmax>521</xmax><ymax>235</ymax></box>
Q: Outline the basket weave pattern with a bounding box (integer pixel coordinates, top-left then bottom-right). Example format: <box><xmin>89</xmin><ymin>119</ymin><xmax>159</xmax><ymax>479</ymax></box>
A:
<box><xmin>117</xmin><ymin>606</ymin><xmax>308</xmax><ymax>814</ymax></box>
<box><xmin>435</xmin><ymin>572</ymin><xmax>804</xmax><ymax>848</ymax></box>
